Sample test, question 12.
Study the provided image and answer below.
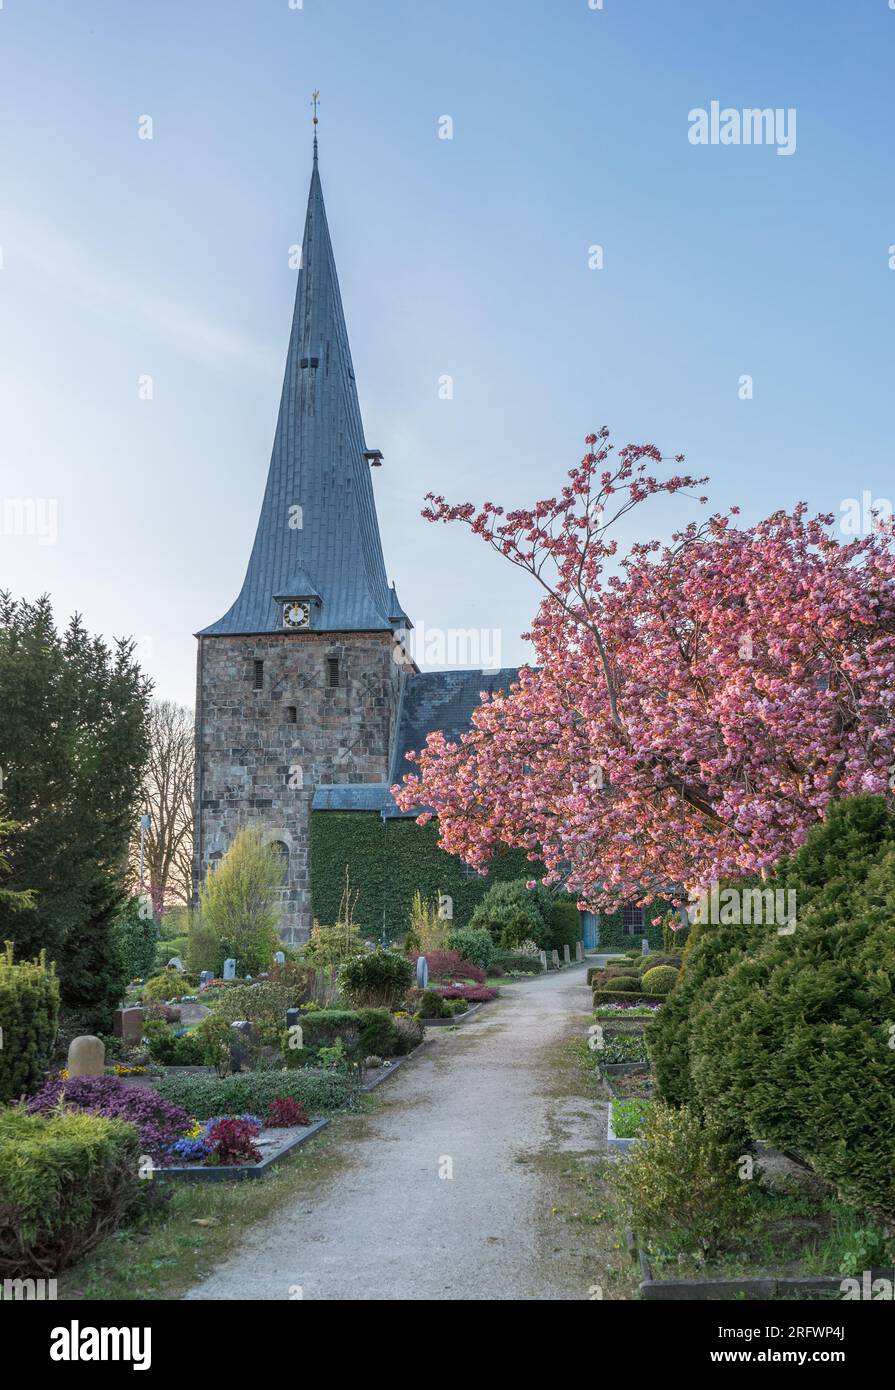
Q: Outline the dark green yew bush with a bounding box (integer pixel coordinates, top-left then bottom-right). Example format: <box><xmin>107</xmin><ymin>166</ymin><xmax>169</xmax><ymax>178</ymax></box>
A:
<box><xmin>690</xmin><ymin>842</ymin><xmax>895</xmax><ymax>1220</ymax></box>
<box><xmin>0</xmin><ymin>943</ymin><xmax>60</xmax><ymax>1104</ymax></box>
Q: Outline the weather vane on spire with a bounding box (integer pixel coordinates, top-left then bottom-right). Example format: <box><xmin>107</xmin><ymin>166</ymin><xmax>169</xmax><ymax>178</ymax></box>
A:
<box><xmin>311</xmin><ymin>90</ymin><xmax>320</xmax><ymax>128</ymax></box>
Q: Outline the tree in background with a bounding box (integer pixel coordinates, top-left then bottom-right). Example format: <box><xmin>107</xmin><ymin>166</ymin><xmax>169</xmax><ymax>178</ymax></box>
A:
<box><xmin>394</xmin><ymin>431</ymin><xmax>895</xmax><ymax>907</ymax></box>
<box><xmin>0</xmin><ymin>593</ymin><xmax>151</xmax><ymax>1026</ymax></box>
<box><xmin>130</xmin><ymin>699</ymin><xmax>194</xmax><ymax>916</ymax></box>
<box><xmin>197</xmin><ymin>828</ymin><xmax>283</xmax><ymax>976</ymax></box>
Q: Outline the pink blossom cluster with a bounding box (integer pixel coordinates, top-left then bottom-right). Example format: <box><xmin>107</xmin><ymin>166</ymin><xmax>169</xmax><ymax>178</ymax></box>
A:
<box><xmin>394</xmin><ymin>431</ymin><xmax>895</xmax><ymax>908</ymax></box>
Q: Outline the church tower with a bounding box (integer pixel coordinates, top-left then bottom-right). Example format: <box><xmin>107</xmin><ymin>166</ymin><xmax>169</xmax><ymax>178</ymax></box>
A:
<box><xmin>193</xmin><ymin>135</ymin><xmax>411</xmax><ymax>942</ymax></box>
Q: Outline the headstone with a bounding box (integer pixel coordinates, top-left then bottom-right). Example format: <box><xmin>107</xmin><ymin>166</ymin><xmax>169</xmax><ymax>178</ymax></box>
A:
<box><xmin>576</xmin><ymin>941</ymin><xmax>584</xmax><ymax>962</ymax></box>
<box><xmin>223</xmin><ymin>958</ymin><xmax>237</xmax><ymax>980</ymax></box>
<box><xmin>229</xmin><ymin>1020</ymin><xmax>256</xmax><ymax>1072</ymax></box>
<box><xmin>199</xmin><ymin>969</ymin><xmax>214</xmax><ymax>991</ymax></box>
<box><xmin>274</xmin><ymin>951</ymin><xmax>285</xmax><ymax>965</ymax></box>
<box><xmin>562</xmin><ymin>944</ymin><xmax>571</xmax><ymax>965</ymax></box>
<box><xmin>68</xmin><ymin>1035</ymin><xmax>105</xmax><ymax>1077</ymax></box>
<box><xmin>416</xmin><ymin>955</ymin><xmax>428</xmax><ymax>991</ymax></box>
<box><xmin>167</xmin><ymin>956</ymin><xmax>184</xmax><ymax>972</ymax></box>
<box><xmin>113</xmin><ymin>1007</ymin><xmax>144</xmax><ymax>1044</ymax></box>
<box><xmin>538</xmin><ymin>950</ymin><xmax>548</xmax><ymax>973</ymax></box>
<box><xmin>551</xmin><ymin>949</ymin><xmax>560</xmax><ymax>969</ymax></box>
<box><xmin>641</xmin><ymin>938</ymin><xmax>650</xmax><ymax>956</ymax></box>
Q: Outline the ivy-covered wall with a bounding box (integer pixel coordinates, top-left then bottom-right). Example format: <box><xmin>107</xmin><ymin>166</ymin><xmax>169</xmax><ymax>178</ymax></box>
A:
<box><xmin>309</xmin><ymin>812</ymin><xmax>534</xmax><ymax>940</ymax></box>
<box><xmin>595</xmin><ymin>899</ymin><xmax>671</xmax><ymax>951</ymax></box>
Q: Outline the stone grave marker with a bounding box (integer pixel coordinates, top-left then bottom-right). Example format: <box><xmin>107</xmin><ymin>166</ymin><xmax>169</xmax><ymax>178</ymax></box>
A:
<box><xmin>274</xmin><ymin>951</ymin><xmax>286</xmax><ymax>965</ymax></box>
<box><xmin>563</xmin><ymin>944</ymin><xmax>571</xmax><ymax>965</ymax></box>
<box><xmin>199</xmin><ymin>969</ymin><xmax>214</xmax><ymax>991</ymax></box>
<box><xmin>576</xmin><ymin>941</ymin><xmax>584</xmax><ymax>962</ymax></box>
<box><xmin>223</xmin><ymin>958</ymin><xmax>237</xmax><ymax>980</ymax></box>
<box><xmin>641</xmin><ymin>938</ymin><xmax>650</xmax><ymax>956</ymax></box>
<box><xmin>167</xmin><ymin>956</ymin><xmax>184</xmax><ymax>972</ymax></box>
<box><xmin>538</xmin><ymin>950</ymin><xmax>548</xmax><ymax>973</ymax></box>
<box><xmin>416</xmin><ymin>955</ymin><xmax>428</xmax><ymax>991</ymax></box>
<box><xmin>68</xmin><ymin>1035</ymin><xmax>105</xmax><ymax>1077</ymax></box>
<box><xmin>113</xmin><ymin>1007</ymin><xmax>144</xmax><ymax>1045</ymax></box>
<box><xmin>551</xmin><ymin>948</ymin><xmax>560</xmax><ymax>969</ymax></box>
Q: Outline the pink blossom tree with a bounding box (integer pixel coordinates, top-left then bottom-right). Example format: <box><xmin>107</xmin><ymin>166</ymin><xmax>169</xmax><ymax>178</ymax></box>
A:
<box><xmin>392</xmin><ymin>430</ymin><xmax>895</xmax><ymax>907</ymax></box>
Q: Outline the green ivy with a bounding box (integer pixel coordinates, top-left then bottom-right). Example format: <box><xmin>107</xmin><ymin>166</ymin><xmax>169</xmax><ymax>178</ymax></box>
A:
<box><xmin>309</xmin><ymin>812</ymin><xmax>533</xmax><ymax>940</ymax></box>
<box><xmin>594</xmin><ymin>899</ymin><xmax>670</xmax><ymax>951</ymax></box>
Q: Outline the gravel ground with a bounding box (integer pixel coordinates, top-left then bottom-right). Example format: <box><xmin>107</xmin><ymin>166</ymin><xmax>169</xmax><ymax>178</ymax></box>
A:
<box><xmin>184</xmin><ymin>964</ymin><xmax>605</xmax><ymax>1301</ymax></box>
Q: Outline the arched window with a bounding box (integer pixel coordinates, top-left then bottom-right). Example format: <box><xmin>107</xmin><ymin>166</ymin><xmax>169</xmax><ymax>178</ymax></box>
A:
<box><xmin>273</xmin><ymin>840</ymin><xmax>290</xmax><ymax>886</ymax></box>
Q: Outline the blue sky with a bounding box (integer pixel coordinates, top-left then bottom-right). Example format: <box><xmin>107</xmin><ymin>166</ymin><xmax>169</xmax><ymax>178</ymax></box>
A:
<box><xmin>1</xmin><ymin>0</ymin><xmax>893</xmax><ymax>703</ymax></box>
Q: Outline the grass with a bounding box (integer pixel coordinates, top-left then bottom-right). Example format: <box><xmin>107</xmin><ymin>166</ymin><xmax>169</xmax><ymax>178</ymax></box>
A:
<box><xmin>610</xmin><ymin>1098</ymin><xmax>651</xmax><ymax>1139</ymax></box>
<box><xmin>56</xmin><ymin>1104</ymin><xmax>375</xmax><ymax>1301</ymax></box>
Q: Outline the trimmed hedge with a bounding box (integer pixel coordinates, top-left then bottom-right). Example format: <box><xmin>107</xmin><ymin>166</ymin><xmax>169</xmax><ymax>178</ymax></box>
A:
<box><xmin>309</xmin><ymin>812</ymin><xmax>534</xmax><ymax>938</ymax></box>
<box><xmin>153</xmin><ymin>1068</ymin><xmax>358</xmax><ymax>1119</ymax></box>
<box><xmin>0</xmin><ymin>943</ymin><xmax>60</xmax><ymax>1104</ymax></box>
<box><xmin>493</xmin><ymin>952</ymin><xmax>543</xmax><ymax>976</ymax></box>
<box><xmin>641</xmin><ymin>965</ymin><xmax>679</xmax><ymax>995</ymax></box>
<box><xmin>0</xmin><ymin>1108</ymin><xmax>139</xmax><ymax>1275</ymax></box>
<box><xmin>298</xmin><ymin>1008</ymin><xmax>401</xmax><ymax>1058</ymax></box>
<box><xmin>592</xmin><ymin>990</ymin><xmax>666</xmax><ymax>1006</ymax></box>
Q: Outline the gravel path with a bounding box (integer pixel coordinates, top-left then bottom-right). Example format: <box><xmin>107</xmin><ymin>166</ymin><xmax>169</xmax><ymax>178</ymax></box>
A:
<box><xmin>184</xmin><ymin>965</ymin><xmax>605</xmax><ymax>1301</ymax></box>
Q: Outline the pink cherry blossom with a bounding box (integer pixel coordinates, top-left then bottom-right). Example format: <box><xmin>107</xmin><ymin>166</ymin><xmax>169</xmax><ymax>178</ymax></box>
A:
<box><xmin>392</xmin><ymin>431</ymin><xmax>895</xmax><ymax>909</ymax></box>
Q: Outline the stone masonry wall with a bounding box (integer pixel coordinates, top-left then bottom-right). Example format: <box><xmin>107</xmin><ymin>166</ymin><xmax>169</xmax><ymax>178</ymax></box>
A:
<box><xmin>194</xmin><ymin>630</ymin><xmax>402</xmax><ymax>944</ymax></box>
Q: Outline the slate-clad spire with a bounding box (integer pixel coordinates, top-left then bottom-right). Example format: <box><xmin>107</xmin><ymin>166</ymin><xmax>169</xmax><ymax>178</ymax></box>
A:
<box><xmin>199</xmin><ymin>145</ymin><xmax>394</xmax><ymax>636</ymax></box>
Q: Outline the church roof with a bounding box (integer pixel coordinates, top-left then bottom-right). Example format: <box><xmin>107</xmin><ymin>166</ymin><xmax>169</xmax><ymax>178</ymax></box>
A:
<box><xmin>198</xmin><ymin>141</ymin><xmax>395</xmax><ymax>636</ymax></box>
<box><xmin>311</xmin><ymin>667</ymin><xmax>521</xmax><ymax>817</ymax></box>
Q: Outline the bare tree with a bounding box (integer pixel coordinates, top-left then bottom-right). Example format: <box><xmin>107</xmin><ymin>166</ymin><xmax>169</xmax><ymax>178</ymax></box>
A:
<box><xmin>131</xmin><ymin>700</ymin><xmax>194</xmax><ymax>914</ymax></box>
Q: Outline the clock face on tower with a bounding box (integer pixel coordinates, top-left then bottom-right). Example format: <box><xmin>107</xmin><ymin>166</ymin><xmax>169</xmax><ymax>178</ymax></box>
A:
<box><xmin>282</xmin><ymin>601</ymin><xmax>311</xmax><ymax>630</ymax></box>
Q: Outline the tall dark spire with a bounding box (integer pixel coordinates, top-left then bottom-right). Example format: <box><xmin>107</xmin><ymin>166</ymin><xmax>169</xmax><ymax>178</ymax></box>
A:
<box><xmin>200</xmin><ymin>141</ymin><xmax>399</xmax><ymax>636</ymax></box>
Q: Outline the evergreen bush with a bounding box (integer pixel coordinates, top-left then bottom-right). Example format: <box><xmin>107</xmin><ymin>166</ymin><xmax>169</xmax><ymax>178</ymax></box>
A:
<box><xmin>0</xmin><ymin>1108</ymin><xmax>139</xmax><ymax>1276</ymax></box>
<box><xmin>0</xmin><ymin>943</ymin><xmax>60</xmax><ymax>1103</ymax></box>
<box><xmin>338</xmin><ymin>948</ymin><xmax>414</xmax><ymax>1009</ymax></box>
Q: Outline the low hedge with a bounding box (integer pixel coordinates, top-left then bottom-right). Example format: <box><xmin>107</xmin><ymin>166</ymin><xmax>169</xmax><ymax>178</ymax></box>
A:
<box><xmin>592</xmin><ymin>990</ymin><xmax>667</xmax><ymax>1007</ymax></box>
<box><xmin>298</xmin><ymin>1008</ymin><xmax>401</xmax><ymax>1059</ymax></box>
<box><xmin>152</xmin><ymin>1068</ymin><xmax>358</xmax><ymax>1119</ymax></box>
<box><xmin>641</xmin><ymin>965</ymin><xmax>679</xmax><ymax>995</ymax></box>
<box><xmin>491</xmin><ymin>956</ymin><xmax>542</xmax><ymax>978</ymax></box>
<box><xmin>0</xmin><ymin>1108</ymin><xmax>139</xmax><ymax>1276</ymax></box>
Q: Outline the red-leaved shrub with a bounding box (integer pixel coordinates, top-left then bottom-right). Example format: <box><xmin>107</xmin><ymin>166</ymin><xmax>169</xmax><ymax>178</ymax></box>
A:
<box><xmin>266</xmin><ymin>1096</ymin><xmax>310</xmax><ymax>1128</ymax></box>
<box><xmin>436</xmin><ymin>985</ymin><xmax>497</xmax><ymax>1003</ymax></box>
<box><xmin>409</xmin><ymin>951</ymin><xmax>485</xmax><ymax>984</ymax></box>
<box><xmin>206</xmin><ymin>1118</ymin><xmax>262</xmax><ymax>1165</ymax></box>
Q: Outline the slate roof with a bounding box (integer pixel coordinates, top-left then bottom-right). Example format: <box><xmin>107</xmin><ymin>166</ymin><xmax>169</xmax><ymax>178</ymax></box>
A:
<box><xmin>311</xmin><ymin>667</ymin><xmax>521</xmax><ymax>817</ymax></box>
<box><xmin>199</xmin><ymin>144</ymin><xmax>395</xmax><ymax>636</ymax></box>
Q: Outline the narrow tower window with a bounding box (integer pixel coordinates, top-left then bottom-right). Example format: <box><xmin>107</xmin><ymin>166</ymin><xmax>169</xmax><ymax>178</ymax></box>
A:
<box><xmin>327</xmin><ymin>657</ymin><xmax>340</xmax><ymax>688</ymax></box>
<box><xmin>253</xmin><ymin>660</ymin><xmax>264</xmax><ymax>690</ymax></box>
<box><xmin>286</xmin><ymin>706</ymin><xmax>297</xmax><ymax>724</ymax></box>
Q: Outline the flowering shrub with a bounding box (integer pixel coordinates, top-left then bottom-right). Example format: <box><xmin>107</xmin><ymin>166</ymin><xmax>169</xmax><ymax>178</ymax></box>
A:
<box><xmin>26</xmin><ymin>1075</ymin><xmax>192</xmax><ymax>1162</ymax></box>
<box><xmin>266</xmin><ymin>1096</ymin><xmax>310</xmax><ymax>1128</ymax></box>
<box><xmin>408</xmin><ymin>951</ymin><xmax>485</xmax><ymax>984</ymax></box>
<box><xmin>206</xmin><ymin>1117</ymin><xmax>262</xmax><ymax>1166</ymax></box>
